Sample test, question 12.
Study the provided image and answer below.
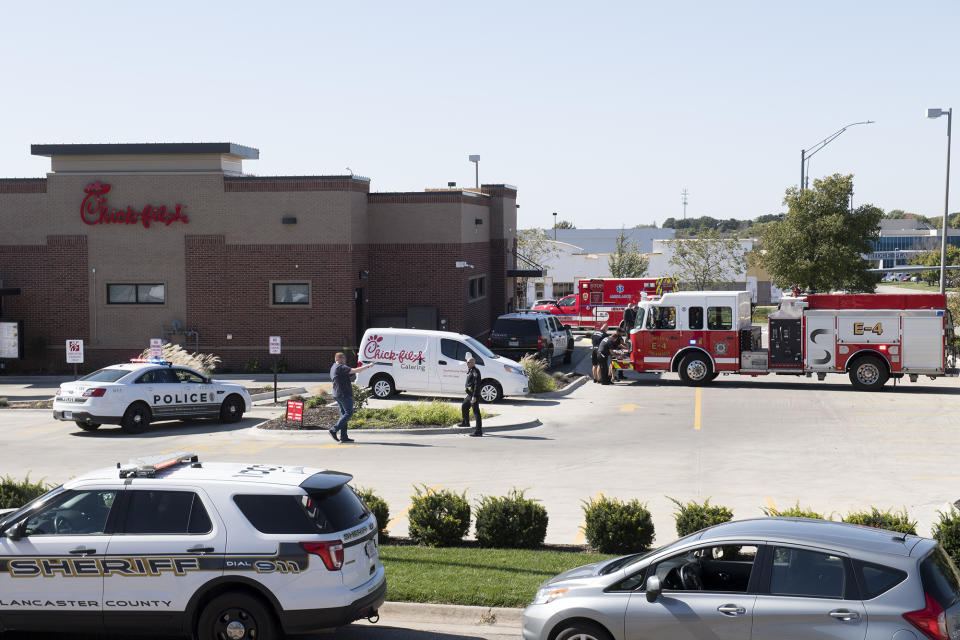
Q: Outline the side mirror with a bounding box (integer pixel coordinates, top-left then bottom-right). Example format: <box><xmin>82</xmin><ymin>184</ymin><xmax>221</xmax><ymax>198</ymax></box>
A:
<box><xmin>2</xmin><ymin>521</ymin><xmax>24</xmax><ymax>541</ymax></box>
<box><xmin>645</xmin><ymin>575</ymin><xmax>662</xmax><ymax>603</ymax></box>
<box><xmin>563</xmin><ymin>325</ymin><xmax>572</xmax><ymax>330</ymax></box>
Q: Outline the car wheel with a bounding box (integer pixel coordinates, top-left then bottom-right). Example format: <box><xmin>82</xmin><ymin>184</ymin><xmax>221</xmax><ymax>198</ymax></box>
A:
<box><xmin>74</xmin><ymin>421</ymin><xmax>100</xmax><ymax>431</ymax></box>
<box><xmin>196</xmin><ymin>592</ymin><xmax>277</xmax><ymax>640</ymax></box>
<box><xmin>479</xmin><ymin>379</ymin><xmax>502</xmax><ymax>403</ymax></box>
<box><xmin>219</xmin><ymin>394</ymin><xmax>245</xmax><ymax>423</ymax></box>
<box><xmin>848</xmin><ymin>355</ymin><xmax>889</xmax><ymax>391</ymax></box>
<box><xmin>120</xmin><ymin>402</ymin><xmax>151</xmax><ymax>434</ymax></box>
<box><xmin>555</xmin><ymin>620</ymin><xmax>612</xmax><ymax>640</ymax></box>
<box><xmin>678</xmin><ymin>352</ymin><xmax>713</xmax><ymax>386</ymax></box>
<box><xmin>370</xmin><ymin>374</ymin><xmax>396</xmax><ymax>399</ymax></box>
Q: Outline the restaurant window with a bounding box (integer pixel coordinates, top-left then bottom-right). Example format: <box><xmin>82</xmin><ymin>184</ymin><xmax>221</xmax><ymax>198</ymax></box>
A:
<box><xmin>108</xmin><ymin>284</ymin><xmax>165</xmax><ymax>305</ymax></box>
<box><xmin>469</xmin><ymin>275</ymin><xmax>486</xmax><ymax>301</ymax></box>
<box><xmin>272</xmin><ymin>283</ymin><xmax>310</xmax><ymax>305</ymax></box>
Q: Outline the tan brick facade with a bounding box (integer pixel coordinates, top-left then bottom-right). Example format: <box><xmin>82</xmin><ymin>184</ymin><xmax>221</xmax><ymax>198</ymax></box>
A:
<box><xmin>0</xmin><ymin>144</ymin><xmax>516</xmax><ymax>372</ymax></box>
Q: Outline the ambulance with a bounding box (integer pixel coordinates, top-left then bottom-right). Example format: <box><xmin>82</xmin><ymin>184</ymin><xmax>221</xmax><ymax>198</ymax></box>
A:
<box><xmin>628</xmin><ymin>291</ymin><xmax>957</xmax><ymax>390</ymax></box>
<box><xmin>533</xmin><ymin>277</ymin><xmax>679</xmax><ymax>330</ymax></box>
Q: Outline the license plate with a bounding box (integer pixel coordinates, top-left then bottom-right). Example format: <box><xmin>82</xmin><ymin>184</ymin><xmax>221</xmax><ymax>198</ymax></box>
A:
<box><xmin>63</xmin><ymin>411</ymin><xmax>73</xmax><ymax>419</ymax></box>
<box><xmin>509</xmin><ymin>339</ymin><xmax>519</xmax><ymax>346</ymax></box>
<box><xmin>364</xmin><ymin>539</ymin><xmax>378</xmax><ymax>558</ymax></box>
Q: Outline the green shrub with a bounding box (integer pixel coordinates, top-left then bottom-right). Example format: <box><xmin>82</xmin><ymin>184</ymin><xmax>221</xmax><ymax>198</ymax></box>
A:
<box><xmin>305</xmin><ymin>394</ymin><xmax>329</xmax><ymax>408</ymax></box>
<box><xmin>520</xmin><ymin>354</ymin><xmax>557</xmax><ymax>393</ymax></box>
<box><xmin>761</xmin><ymin>501</ymin><xmax>826</xmax><ymax>519</ymax></box>
<box><xmin>932</xmin><ymin>506</ymin><xmax>960</xmax><ymax>567</ymax></box>
<box><xmin>843</xmin><ymin>507</ymin><xmax>917</xmax><ymax>534</ymax></box>
<box><xmin>474</xmin><ymin>489</ymin><xmax>548</xmax><ymax>549</ymax></box>
<box><xmin>408</xmin><ymin>485</ymin><xmax>471</xmax><ymax>547</ymax></box>
<box><xmin>0</xmin><ymin>397</ymin><xmax>7</xmax><ymax>407</ymax></box>
<box><xmin>668</xmin><ymin>497</ymin><xmax>734</xmax><ymax>537</ymax></box>
<box><xmin>244</xmin><ymin>358</ymin><xmax>260</xmax><ymax>373</ymax></box>
<box><xmin>352</xmin><ymin>383</ymin><xmax>373</xmax><ymax>410</ymax></box>
<box><xmin>0</xmin><ymin>475</ymin><xmax>48</xmax><ymax>510</ymax></box>
<box><xmin>582</xmin><ymin>495</ymin><xmax>654</xmax><ymax>554</ymax></box>
<box><xmin>354</xmin><ymin>486</ymin><xmax>390</xmax><ymax>543</ymax></box>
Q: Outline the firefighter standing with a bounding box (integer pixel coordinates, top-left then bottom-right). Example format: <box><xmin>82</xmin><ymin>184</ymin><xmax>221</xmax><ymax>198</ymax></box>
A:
<box><xmin>460</xmin><ymin>356</ymin><xmax>483</xmax><ymax>436</ymax></box>
<box><xmin>598</xmin><ymin>327</ymin><xmax>625</xmax><ymax>385</ymax></box>
<box><xmin>590</xmin><ymin>323</ymin><xmax>609</xmax><ymax>383</ymax></box>
<box><xmin>617</xmin><ymin>303</ymin><xmax>638</xmax><ymax>381</ymax></box>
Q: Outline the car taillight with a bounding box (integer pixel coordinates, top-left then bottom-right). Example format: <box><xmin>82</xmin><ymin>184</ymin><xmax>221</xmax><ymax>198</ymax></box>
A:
<box><xmin>55</xmin><ymin>389</ymin><xmax>62</xmax><ymax>396</ymax></box>
<box><xmin>904</xmin><ymin>593</ymin><xmax>949</xmax><ymax>640</ymax></box>
<box><xmin>82</xmin><ymin>388</ymin><xmax>107</xmax><ymax>398</ymax></box>
<box><xmin>301</xmin><ymin>540</ymin><xmax>344</xmax><ymax>571</ymax></box>
<box><xmin>488</xmin><ymin>335</ymin><xmax>492</xmax><ymax>346</ymax></box>
<box><xmin>537</xmin><ymin>335</ymin><xmax>543</xmax><ymax>349</ymax></box>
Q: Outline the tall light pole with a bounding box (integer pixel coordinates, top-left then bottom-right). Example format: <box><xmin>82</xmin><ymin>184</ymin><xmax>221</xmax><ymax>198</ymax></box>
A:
<box><xmin>800</xmin><ymin>120</ymin><xmax>875</xmax><ymax>191</ymax></box>
<box><xmin>927</xmin><ymin>108</ymin><xmax>953</xmax><ymax>294</ymax></box>
<box><xmin>468</xmin><ymin>155</ymin><xmax>480</xmax><ymax>189</ymax></box>
<box><xmin>552</xmin><ymin>212</ymin><xmax>557</xmax><ymax>240</ymax></box>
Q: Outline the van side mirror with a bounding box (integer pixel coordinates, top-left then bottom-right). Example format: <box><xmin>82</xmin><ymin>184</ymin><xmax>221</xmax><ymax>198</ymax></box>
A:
<box><xmin>645</xmin><ymin>575</ymin><xmax>661</xmax><ymax>602</ymax></box>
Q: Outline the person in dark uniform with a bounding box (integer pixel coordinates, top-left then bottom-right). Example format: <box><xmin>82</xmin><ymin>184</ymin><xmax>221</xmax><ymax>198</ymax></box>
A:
<box><xmin>617</xmin><ymin>303</ymin><xmax>638</xmax><ymax>381</ymax></box>
<box><xmin>590</xmin><ymin>323</ymin><xmax>609</xmax><ymax>383</ymax></box>
<box><xmin>460</xmin><ymin>356</ymin><xmax>483</xmax><ymax>436</ymax></box>
<box><xmin>597</xmin><ymin>327</ymin><xmax>625</xmax><ymax>385</ymax></box>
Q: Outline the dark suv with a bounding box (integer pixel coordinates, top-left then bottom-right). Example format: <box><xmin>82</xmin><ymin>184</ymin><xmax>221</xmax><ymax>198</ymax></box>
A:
<box><xmin>488</xmin><ymin>312</ymin><xmax>573</xmax><ymax>366</ymax></box>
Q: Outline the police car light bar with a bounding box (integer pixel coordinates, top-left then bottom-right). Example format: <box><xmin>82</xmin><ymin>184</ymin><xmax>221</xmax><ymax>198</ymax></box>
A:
<box><xmin>129</xmin><ymin>357</ymin><xmax>173</xmax><ymax>365</ymax></box>
<box><xmin>118</xmin><ymin>452</ymin><xmax>199</xmax><ymax>478</ymax></box>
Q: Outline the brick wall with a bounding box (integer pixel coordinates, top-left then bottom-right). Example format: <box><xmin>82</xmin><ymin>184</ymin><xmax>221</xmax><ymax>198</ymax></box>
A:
<box><xmin>0</xmin><ymin>235</ymin><xmax>88</xmax><ymax>372</ymax></box>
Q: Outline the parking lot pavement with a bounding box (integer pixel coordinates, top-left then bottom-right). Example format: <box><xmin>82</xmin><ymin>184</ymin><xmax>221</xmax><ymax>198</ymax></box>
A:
<box><xmin>2</xmin><ymin>358</ymin><xmax>959</xmax><ymax>545</ymax></box>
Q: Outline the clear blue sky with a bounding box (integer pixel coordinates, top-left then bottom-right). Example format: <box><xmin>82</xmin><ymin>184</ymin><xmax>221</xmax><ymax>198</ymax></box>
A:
<box><xmin>1</xmin><ymin>1</ymin><xmax>957</xmax><ymax>229</ymax></box>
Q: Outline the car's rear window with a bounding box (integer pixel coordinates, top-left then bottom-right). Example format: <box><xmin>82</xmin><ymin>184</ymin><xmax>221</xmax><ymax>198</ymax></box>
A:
<box><xmin>921</xmin><ymin>547</ymin><xmax>960</xmax><ymax>609</ymax></box>
<box><xmin>853</xmin><ymin>559</ymin><xmax>907</xmax><ymax>599</ymax></box>
<box><xmin>492</xmin><ymin>319</ymin><xmax>540</xmax><ymax>336</ymax></box>
<box><xmin>79</xmin><ymin>368</ymin><xmax>128</xmax><ymax>382</ymax></box>
<box><xmin>234</xmin><ymin>486</ymin><xmax>369</xmax><ymax>535</ymax></box>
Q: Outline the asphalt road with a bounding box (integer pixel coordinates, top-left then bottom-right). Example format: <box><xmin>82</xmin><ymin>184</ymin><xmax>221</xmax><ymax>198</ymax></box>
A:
<box><xmin>1</xmin><ymin>341</ymin><xmax>958</xmax><ymax>543</ymax></box>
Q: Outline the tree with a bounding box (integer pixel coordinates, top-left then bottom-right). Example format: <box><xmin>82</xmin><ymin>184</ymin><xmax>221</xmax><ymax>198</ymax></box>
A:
<box><xmin>668</xmin><ymin>228</ymin><xmax>747</xmax><ymax>290</ymax></box>
<box><xmin>552</xmin><ymin>219</ymin><xmax>576</xmax><ymax>229</ymax></box>
<box><xmin>910</xmin><ymin>246</ymin><xmax>960</xmax><ymax>288</ymax></box>
<box><xmin>608</xmin><ymin>229</ymin><xmax>649</xmax><ymax>277</ymax></box>
<box><xmin>516</xmin><ymin>228</ymin><xmax>561</xmax><ymax>306</ymax></box>
<box><xmin>759</xmin><ymin>174</ymin><xmax>882</xmax><ymax>293</ymax></box>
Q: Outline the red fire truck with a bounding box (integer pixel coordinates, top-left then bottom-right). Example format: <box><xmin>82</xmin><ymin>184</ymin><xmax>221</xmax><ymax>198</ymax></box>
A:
<box><xmin>628</xmin><ymin>291</ymin><xmax>957</xmax><ymax>391</ymax></box>
<box><xmin>533</xmin><ymin>277</ymin><xmax>678</xmax><ymax>330</ymax></box>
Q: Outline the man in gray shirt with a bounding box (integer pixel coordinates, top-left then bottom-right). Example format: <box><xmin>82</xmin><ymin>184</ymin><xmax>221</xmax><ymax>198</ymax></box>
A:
<box><xmin>329</xmin><ymin>352</ymin><xmax>373</xmax><ymax>443</ymax></box>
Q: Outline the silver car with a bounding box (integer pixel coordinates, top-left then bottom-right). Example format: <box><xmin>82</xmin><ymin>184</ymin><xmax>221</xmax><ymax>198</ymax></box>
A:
<box><xmin>523</xmin><ymin>517</ymin><xmax>960</xmax><ymax>640</ymax></box>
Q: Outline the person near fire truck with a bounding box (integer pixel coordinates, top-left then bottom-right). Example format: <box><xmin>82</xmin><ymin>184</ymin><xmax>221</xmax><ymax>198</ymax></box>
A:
<box><xmin>622</xmin><ymin>301</ymin><xmax>638</xmax><ymax>332</ymax></box>
<box><xmin>598</xmin><ymin>327</ymin><xmax>626</xmax><ymax>385</ymax></box>
<box><xmin>590</xmin><ymin>323</ymin><xmax>609</xmax><ymax>383</ymax></box>
<box><xmin>460</xmin><ymin>356</ymin><xmax>483</xmax><ymax>436</ymax></box>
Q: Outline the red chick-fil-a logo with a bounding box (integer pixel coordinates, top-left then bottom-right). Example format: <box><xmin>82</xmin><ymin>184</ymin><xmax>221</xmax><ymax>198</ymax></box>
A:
<box><xmin>80</xmin><ymin>182</ymin><xmax>189</xmax><ymax>228</ymax></box>
<box><xmin>363</xmin><ymin>335</ymin><xmax>425</xmax><ymax>365</ymax></box>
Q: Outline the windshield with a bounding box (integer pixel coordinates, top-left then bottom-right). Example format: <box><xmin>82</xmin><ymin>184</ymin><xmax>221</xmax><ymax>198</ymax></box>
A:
<box><xmin>0</xmin><ymin>485</ymin><xmax>65</xmax><ymax>529</ymax></box>
<box><xmin>557</xmin><ymin>296</ymin><xmax>575</xmax><ymax>307</ymax></box>
<box><xmin>464</xmin><ymin>337</ymin><xmax>498</xmax><ymax>359</ymax></box>
<box><xmin>79</xmin><ymin>368</ymin><xmax>129</xmax><ymax>383</ymax></box>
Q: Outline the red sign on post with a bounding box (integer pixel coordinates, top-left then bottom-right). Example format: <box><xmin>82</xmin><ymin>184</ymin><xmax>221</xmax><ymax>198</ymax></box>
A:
<box><xmin>285</xmin><ymin>400</ymin><xmax>304</xmax><ymax>424</ymax></box>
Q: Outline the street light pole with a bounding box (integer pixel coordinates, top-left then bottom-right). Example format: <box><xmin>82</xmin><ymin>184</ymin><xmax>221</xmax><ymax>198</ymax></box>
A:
<box><xmin>553</xmin><ymin>212</ymin><xmax>557</xmax><ymax>240</ymax></box>
<box><xmin>800</xmin><ymin>120</ymin><xmax>875</xmax><ymax>191</ymax></box>
<box><xmin>927</xmin><ymin>108</ymin><xmax>953</xmax><ymax>294</ymax></box>
<box><xmin>468</xmin><ymin>155</ymin><xmax>480</xmax><ymax>189</ymax></box>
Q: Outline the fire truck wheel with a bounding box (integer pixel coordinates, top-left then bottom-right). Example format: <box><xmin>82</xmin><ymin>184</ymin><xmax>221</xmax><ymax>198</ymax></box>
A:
<box><xmin>479</xmin><ymin>379</ymin><xmax>502</xmax><ymax>403</ymax></box>
<box><xmin>370</xmin><ymin>374</ymin><xmax>396</xmax><ymax>399</ymax></box>
<box><xmin>848</xmin><ymin>355</ymin><xmax>889</xmax><ymax>391</ymax></box>
<box><xmin>120</xmin><ymin>402</ymin><xmax>152</xmax><ymax>434</ymax></box>
<box><xmin>679</xmin><ymin>352</ymin><xmax>713</xmax><ymax>386</ymax></box>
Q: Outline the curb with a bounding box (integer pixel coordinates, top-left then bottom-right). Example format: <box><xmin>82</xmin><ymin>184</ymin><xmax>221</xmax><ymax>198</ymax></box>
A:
<box><xmin>377</xmin><ymin>601</ymin><xmax>523</xmax><ymax>627</ymax></box>
<box><xmin>250</xmin><ymin>387</ymin><xmax>307</xmax><ymax>403</ymax></box>
<box><xmin>253</xmin><ymin>417</ymin><xmax>542</xmax><ymax>436</ymax></box>
<box><xmin>529</xmin><ymin>374</ymin><xmax>588</xmax><ymax>399</ymax></box>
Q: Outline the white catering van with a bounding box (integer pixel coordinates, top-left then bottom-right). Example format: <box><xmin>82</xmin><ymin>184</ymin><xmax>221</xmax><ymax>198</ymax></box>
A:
<box><xmin>354</xmin><ymin>328</ymin><xmax>529</xmax><ymax>403</ymax></box>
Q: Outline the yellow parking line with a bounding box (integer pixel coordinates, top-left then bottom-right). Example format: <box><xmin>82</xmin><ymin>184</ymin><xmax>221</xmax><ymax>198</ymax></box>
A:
<box><xmin>574</xmin><ymin>491</ymin><xmax>604</xmax><ymax>544</ymax></box>
<box><xmin>765</xmin><ymin>497</ymin><xmax>776</xmax><ymax>512</ymax></box>
<box><xmin>312</xmin><ymin>383</ymin><xmax>332</xmax><ymax>394</ymax></box>
<box><xmin>387</xmin><ymin>484</ymin><xmax>439</xmax><ymax>531</ymax></box>
<box><xmin>694</xmin><ymin>388</ymin><xmax>702</xmax><ymax>431</ymax></box>
<box><xmin>279</xmin><ymin>444</ymin><xmax>354</xmax><ymax>450</ymax></box>
<box><xmin>16</xmin><ymin>424</ymin><xmax>63</xmax><ymax>436</ymax></box>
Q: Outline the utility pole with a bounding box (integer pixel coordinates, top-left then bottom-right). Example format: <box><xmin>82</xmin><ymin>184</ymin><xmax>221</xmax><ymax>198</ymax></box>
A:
<box><xmin>681</xmin><ymin>189</ymin><xmax>689</xmax><ymax>220</ymax></box>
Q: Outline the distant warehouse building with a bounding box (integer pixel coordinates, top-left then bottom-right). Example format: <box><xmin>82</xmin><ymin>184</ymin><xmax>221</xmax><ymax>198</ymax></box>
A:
<box><xmin>0</xmin><ymin>143</ymin><xmax>518</xmax><ymax>372</ymax></box>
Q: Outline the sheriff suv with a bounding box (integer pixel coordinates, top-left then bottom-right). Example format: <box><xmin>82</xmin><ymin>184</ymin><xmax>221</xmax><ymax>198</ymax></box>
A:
<box><xmin>52</xmin><ymin>358</ymin><xmax>252</xmax><ymax>434</ymax></box>
<box><xmin>0</xmin><ymin>453</ymin><xmax>386</xmax><ymax>640</ymax></box>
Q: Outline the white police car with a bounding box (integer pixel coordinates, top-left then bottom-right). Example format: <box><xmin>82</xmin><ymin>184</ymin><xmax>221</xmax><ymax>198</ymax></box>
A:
<box><xmin>0</xmin><ymin>453</ymin><xmax>386</xmax><ymax>639</ymax></box>
<box><xmin>52</xmin><ymin>359</ymin><xmax>252</xmax><ymax>434</ymax></box>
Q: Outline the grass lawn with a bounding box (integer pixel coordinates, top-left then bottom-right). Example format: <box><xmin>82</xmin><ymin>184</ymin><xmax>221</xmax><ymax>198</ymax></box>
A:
<box><xmin>380</xmin><ymin>545</ymin><xmax>614</xmax><ymax>607</ymax></box>
<box><xmin>882</xmin><ymin>281</ymin><xmax>943</xmax><ymax>292</ymax></box>
<box><xmin>751</xmin><ymin>305</ymin><xmax>776</xmax><ymax>323</ymax></box>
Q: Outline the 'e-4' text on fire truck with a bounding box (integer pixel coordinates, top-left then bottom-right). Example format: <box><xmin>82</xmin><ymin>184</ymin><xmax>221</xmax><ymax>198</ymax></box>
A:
<box><xmin>628</xmin><ymin>291</ymin><xmax>957</xmax><ymax>390</ymax></box>
<box><xmin>533</xmin><ymin>277</ymin><xmax>678</xmax><ymax>330</ymax></box>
